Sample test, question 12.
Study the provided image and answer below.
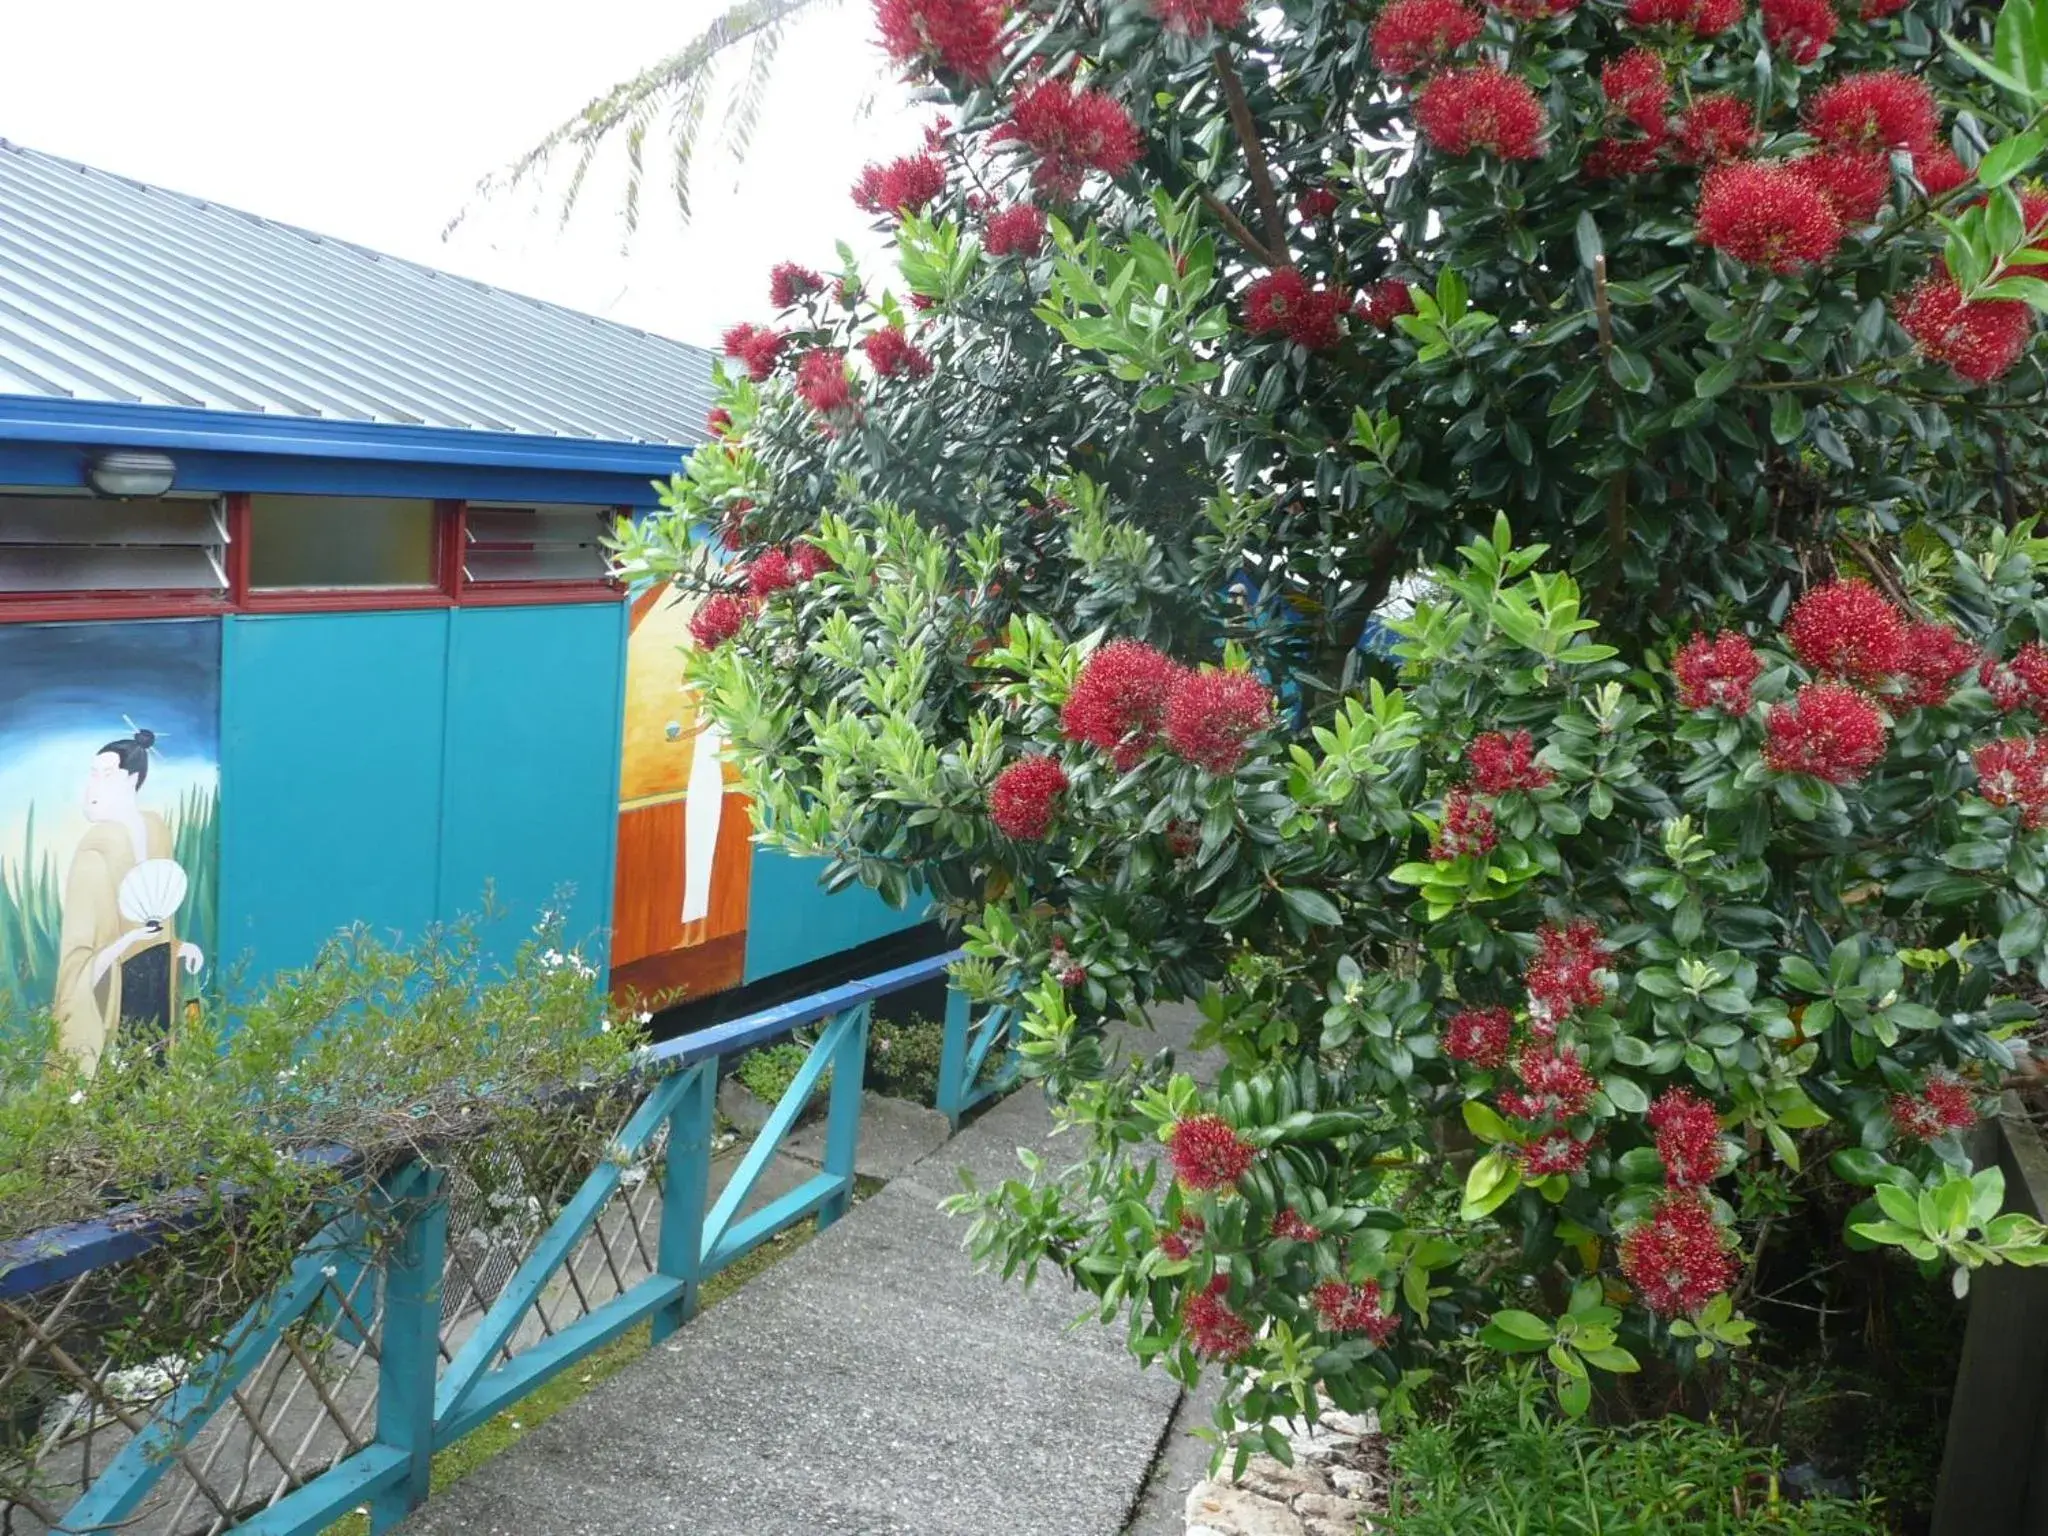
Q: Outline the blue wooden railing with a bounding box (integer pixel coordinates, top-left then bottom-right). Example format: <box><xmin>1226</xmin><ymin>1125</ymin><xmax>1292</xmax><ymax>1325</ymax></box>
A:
<box><xmin>0</xmin><ymin>948</ymin><xmax>1012</xmax><ymax>1536</ymax></box>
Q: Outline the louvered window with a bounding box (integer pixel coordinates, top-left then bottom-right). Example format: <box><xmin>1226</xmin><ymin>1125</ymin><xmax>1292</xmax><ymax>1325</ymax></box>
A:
<box><xmin>0</xmin><ymin>494</ymin><xmax>228</xmax><ymax>597</ymax></box>
<box><xmin>463</xmin><ymin>504</ymin><xmax>615</xmax><ymax>586</ymax></box>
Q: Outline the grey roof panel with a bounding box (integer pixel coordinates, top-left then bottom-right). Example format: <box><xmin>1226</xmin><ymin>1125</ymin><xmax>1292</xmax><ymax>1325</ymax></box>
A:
<box><xmin>0</xmin><ymin>141</ymin><xmax>716</xmax><ymax>447</ymax></box>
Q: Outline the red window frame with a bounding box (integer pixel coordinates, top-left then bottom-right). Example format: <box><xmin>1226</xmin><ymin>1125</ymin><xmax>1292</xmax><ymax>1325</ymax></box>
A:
<box><xmin>0</xmin><ymin>492</ymin><xmax>234</xmax><ymax>625</ymax></box>
<box><xmin>453</xmin><ymin>501</ymin><xmax>628</xmax><ymax>608</ymax></box>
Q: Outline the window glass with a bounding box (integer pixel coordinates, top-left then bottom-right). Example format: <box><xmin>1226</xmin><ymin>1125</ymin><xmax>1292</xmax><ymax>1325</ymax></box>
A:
<box><xmin>464</xmin><ymin>504</ymin><xmax>613</xmax><ymax>585</ymax></box>
<box><xmin>0</xmin><ymin>493</ymin><xmax>228</xmax><ymax>596</ymax></box>
<box><xmin>248</xmin><ymin>496</ymin><xmax>437</xmax><ymax>591</ymax></box>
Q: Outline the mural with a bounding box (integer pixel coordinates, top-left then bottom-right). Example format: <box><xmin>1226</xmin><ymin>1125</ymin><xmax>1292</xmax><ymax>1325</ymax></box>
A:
<box><xmin>0</xmin><ymin>620</ymin><xmax>220</xmax><ymax>1070</ymax></box>
<box><xmin>610</xmin><ymin>586</ymin><xmax>753</xmax><ymax>1002</ymax></box>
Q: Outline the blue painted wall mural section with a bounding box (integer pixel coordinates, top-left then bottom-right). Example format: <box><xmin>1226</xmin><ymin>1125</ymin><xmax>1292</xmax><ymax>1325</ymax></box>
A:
<box><xmin>742</xmin><ymin>849</ymin><xmax>924</xmax><ymax>985</ymax></box>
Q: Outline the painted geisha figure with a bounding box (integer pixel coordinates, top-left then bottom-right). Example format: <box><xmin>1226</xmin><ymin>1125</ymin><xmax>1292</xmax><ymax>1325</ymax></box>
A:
<box><xmin>53</xmin><ymin>728</ymin><xmax>204</xmax><ymax>1072</ymax></box>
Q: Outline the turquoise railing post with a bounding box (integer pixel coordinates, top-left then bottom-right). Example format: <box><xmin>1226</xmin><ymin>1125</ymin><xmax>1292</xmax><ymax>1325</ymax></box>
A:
<box><xmin>817</xmin><ymin>1003</ymin><xmax>871</xmax><ymax>1229</ymax></box>
<box><xmin>652</xmin><ymin>1062</ymin><xmax>715</xmax><ymax>1344</ymax></box>
<box><xmin>936</xmin><ymin>984</ymin><xmax>972</xmax><ymax>1128</ymax></box>
<box><xmin>369</xmin><ymin>1165</ymin><xmax>447</xmax><ymax>1535</ymax></box>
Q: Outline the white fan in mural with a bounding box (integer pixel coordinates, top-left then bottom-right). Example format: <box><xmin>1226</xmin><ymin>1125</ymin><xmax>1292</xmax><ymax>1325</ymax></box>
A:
<box><xmin>117</xmin><ymin>858</ymin><xmax>189</xmax><ymax>930</ymax></box>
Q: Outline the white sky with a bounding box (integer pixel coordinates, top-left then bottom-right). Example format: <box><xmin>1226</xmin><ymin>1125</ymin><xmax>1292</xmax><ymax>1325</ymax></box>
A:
<box><xmin>0</xmin><ymin>0</ymin><xmax>928</xmax><ymax>349</ymax></box>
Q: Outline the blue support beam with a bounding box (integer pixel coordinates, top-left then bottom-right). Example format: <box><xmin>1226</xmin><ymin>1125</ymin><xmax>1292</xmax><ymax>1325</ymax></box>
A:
<box><xmin>370</xmin><ymin>1170</ymin><xmax>447</xmax><ymax>1534</ymax></box>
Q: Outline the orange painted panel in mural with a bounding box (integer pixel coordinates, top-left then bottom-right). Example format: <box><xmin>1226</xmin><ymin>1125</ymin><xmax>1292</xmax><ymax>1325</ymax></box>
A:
<box><xmin>610</xmin><ymin>791</ymin><xmax>754</xmax><ymax>966</ymax></box>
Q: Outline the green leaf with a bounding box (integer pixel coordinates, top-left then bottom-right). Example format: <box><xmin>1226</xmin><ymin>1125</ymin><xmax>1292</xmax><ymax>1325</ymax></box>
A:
<box><xmin>1461</xmin><ymin>1150</ymin><xmax>1523</xmax><ymax>1220</ymax></box>
<box><xmin>1464</xmin><ymin>1099</ymin><xmax>1516</xmax><ymax>1143</ymax></box>
<box><xmin>1488</xmin><ymin>1308</ymin><xmax>1555</xmax><ymax>1342</ymax></box>
<box><xmin>1278</xmin><ymin>887</ymin><xmax>1343</xmax><ymax>926</ymax></box>
<box><xmin>1779</xmin><ymin>955</ymin><xmax>1829</xmax><ymax>994</ymax></box>
<box><xmin>1608</xmin><ymin>348</ymin><xmax>1655</xmax><ymax>393</ymax></box>
<box><xmin>1769</xmin><ymin>391</ymin><xmax>1805</xmax><ymax>445</ymax></box>
<box><xmin>1695</xmin><ymin>359</ymin><xmax>1740</xmax><ymax>399</ymax></box>
<box><xmin>1875</xmin><ymin>1182</ymin><xmax>1924</xmax><ymax>1229</ymax></box>
<box><xmin>1603</xmin><ymin>1074</ymin><xmax>1650</xmax><ymax>1114</ymax></box>
<box><xmin>1979</xmin><ymin>129</ymin><xmax>2046</xmax><ymax>188</ymax></box>
<box><xmin>1576</xmin><ymin>212</ymin><xmax>1604</xmax><ymax>271</ymax></box>
<box><xmin>1557</xmin><ymin>1370</ymin><xmax>1593</xmax><ymax>1419</ymax></box>
<box><xmin>2001</xmin><ymin>906</ymin><xmax>2048</xmax><ymax>962</ymax></box>
<box><xmin>1578</xmin><ymin>1344</ymin><xmax>1641</xmax><ymax>1373</ymax></box>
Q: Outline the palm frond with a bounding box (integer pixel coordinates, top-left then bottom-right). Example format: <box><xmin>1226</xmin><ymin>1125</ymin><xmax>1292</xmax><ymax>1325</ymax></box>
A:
<box><xmin>719</xmin><ymin>23</ymin><xmax>789</xmax><ymax>168</ymax></box>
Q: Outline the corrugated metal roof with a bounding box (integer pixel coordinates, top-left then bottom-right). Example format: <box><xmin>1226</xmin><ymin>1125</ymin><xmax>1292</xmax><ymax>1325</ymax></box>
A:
<box><xmin>0</xmin><ymin>141</ymin><xmax>716</xmax><ymax>446</ymax></box>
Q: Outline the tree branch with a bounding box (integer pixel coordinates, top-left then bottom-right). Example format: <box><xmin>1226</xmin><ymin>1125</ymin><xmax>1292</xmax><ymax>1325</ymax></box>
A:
<box><xmin>1210</xmin><ymin>48</ymin><xmax>1291</xmax><ymax>269</ymax></box>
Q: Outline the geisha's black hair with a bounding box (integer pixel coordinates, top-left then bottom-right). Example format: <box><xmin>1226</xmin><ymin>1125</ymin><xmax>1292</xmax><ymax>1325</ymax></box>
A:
<box><xmin>97</xmin><ymin>728</ymin><xmax>156</xmax><ymax>786</ymax></box>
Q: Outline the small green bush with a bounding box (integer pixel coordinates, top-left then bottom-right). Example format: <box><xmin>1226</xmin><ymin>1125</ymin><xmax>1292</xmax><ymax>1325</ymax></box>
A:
<box><xmin>735</xmin><ymin>1041</ymin><xmax>817</xmax><ymax>1108</ymax></box>
<box><xmin>867</xmin><ymin>1014</ymin><xmax>946</xmax><ymax>1101</ymax></box>
<box><xmin>1382</xmin><ymin>1368</ymin><xmax>1885</xmax><ymax>1536</ymax></box>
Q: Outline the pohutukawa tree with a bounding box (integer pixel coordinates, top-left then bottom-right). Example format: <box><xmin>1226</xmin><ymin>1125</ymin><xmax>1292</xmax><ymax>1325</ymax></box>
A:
<box><xmin>614</xmin><ymin>0</ymin><xmax>2048</xmax><ymax>1437</ymax></box>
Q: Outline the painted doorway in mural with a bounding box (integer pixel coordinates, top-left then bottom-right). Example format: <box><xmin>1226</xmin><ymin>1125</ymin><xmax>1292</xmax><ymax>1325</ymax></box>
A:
<box><xmin>610</xmin><ymin>585</ymin><xmax>753</xmax><ymax>1002</ymax></box>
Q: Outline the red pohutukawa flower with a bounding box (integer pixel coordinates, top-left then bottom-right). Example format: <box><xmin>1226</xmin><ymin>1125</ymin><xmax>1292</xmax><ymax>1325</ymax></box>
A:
<box><xmin>1414</xmin><ymin>66</ymin><xmax>1549</xmax><ymax>160</ymax></box>
<box><xmin>873</xmin><ymin>0</ymin><xmax>1006</xmax><ymax>79</ymax></box>
<box><xmin>1912</xmin><ymin>145</ymin><xmax>1970</xmax><ymax>199</ymax></box>
<box><xmin>1896</xmin><ymin>621</ymin><xmax>1978</xmax><ymax>709</ymax></box>
<box><xmin>1311</xmin><ymin>1279</ymin><xmax>1400</xmax><ymax>1344</ymax></box>
<box><xmin>861</xmin><ymin>326</ymin><xmax>933</xmax><ymax>380</ymax></box>
<box><xmin>1762</xmin><ymin>0</ymin><xmax>1837</xmax><ymax>63</ymax></box>
<box><xmin>984</xmin><ymin>203</ymin><xmax>1048</xmax><ymax>257</ymax></box>
<box><xmin>1601</xmin><ymin>48</ymin><xmax>1671</xmax><ymax>136</ymax></box>
<box><xmin>689</xmin><ymin>593</ymin><xmax>753</xmax><ymax>651</ymax></box>
<box><xmin>1982</xmin><ymin>653</ymin><xmax>2036</xmax><ymax>713</ymax></box>
<box><xmin>1891</xmin><ymin>1072</ymin><xmax>1978</xmax><ymax>1141</ymax></box>
<box><xmin>1763</xmin><ymin>683</ymin><xmax>1890</xmax><ymax>783</ymax></box>
<box><xmin>852</xmin><ymin>153</ymin><xmax>948</xmax><ymax>216</ymax></box>
<box><xmin>1519</xmin><ymin>1131</ymin><xmax>1590</xmax><ymax>1177</ymax></box>
<box><xmin>987</xmin><ymin>756</ymin><xmax>1070</xmax><ymax>840</ymax></box>
<box><xmin>1621</xmin><ymin>1192</ymin><xmax>1738</xmax><ymax>1316</ymax></box>
<box><xmin>794</xmin><ymin>348</ymin><xmax>858</xmax><ymax>418</ymax></box>
<box><xmin>1648</xmin><ymin>1087</ymin><xmax>1725</xmax><ymax>1188</ymax></box>
<box><xmin>1370</xmin><ymin>0</ymin><xmax>1483</xmax><ymax>77</ymax></box>
<box><xmin>746</xmin><ymin>548</ymin><xmax>797</xmax><ymax>598</ymax></box>
<box><xmin>1489</xmin><ymin>0</ymin><xmax>1580</xmax><ymax>17</ymax></box>
<box><xmin>998</xmin><ymin>79</ymin><xmax>1143</xmax><ymax>198</ymax></box>
<box><xmin>1798</xmin><ymin>148</ymin><xmax>1893</xmax><ymax>224</ymax></box>
<box><xmin>1497</xmin><ymin>1043</ymin><xmax>1597</xmax><ymax>1122</ymax></box>
<box><xmin>1443</xmin><ymin>1005</ymin><xmax>1515</xmax><ymax>1068</ymax></box>
<box><xmin>1525</xmin><ymin>920</ymin><xmax>1607</xmax><ymax>1028</ymax></box>
<box><xmin>1696</xmin><ymin>161</ymin><xmax>1844</xmax><ymax>271</ymax></box>
<box><xmin>1150</xmin><ymin>0</ymin><xmax>1251</xmax><ymax>34</ymax></box>
<box><xmin>721</xmin><ymin>322</ymin><xmax>787</xmax><ymax>381</ymax></box>
<box><xmin>1355</xmin><ymin>278</ymin><xmax>1417</xmax><ymax>330</ymax></box>
<box><xmin>2013</xmin><ymin>643</ymin><xmax>2048</xmax><ymax>706</ymax></box>
<box><xmin>2023</xmin><ymin>186</ymin><xmax>2048</xmax><ymax>248</ymax></box>
<box><xmin>1859</xmin><ymin>0</ymin><xmax>1910</xmax><ymax>16</ymax></box>
<box><xmin>768</xmin><ymin>262</ymin><xmax>825</xmax><ymax>309</ymax></box>
<box><xmin>1468</xmin><ymin>729</ymin><xmax>1553</xmax><ymax>793</ymax></box>
<box><xmin>1165</xmin><ymin>668</ymin><xmax>1276</xmax><ymax>773</ymax></box>
<box><xmin>1675</xmin><ymin>94</ymin><xmax>1759</xmax><ymax>165</ymax></box>
<box><xmin>1183</xmin><ymin>1276</ymin><xmax>1254</xmax><ymax>1358</ymax></box>
<box><xmin>1624</xmin><ymin>0</ymin><xmax>1742</xmax><ymax>34</ymax></box>
<box><xmin>1271</xmin><ymin>1208</ymin><xmax>1322</xmax><ymax>1242</ymax></box>
<box><xmin>1062</xmin><ymin>639</ymin><xmax>1181</xmax><ymax>769</ymax></box>
<box><xmin>1241</xmin><ymin>269</ymin><xmax>1348</xmax><ymax>350</ymax></box>
<box><xmin>1431</xmin><ymin>787</ymin><xmax>1498</xmax><ymax>861</ymax></box>
<box><xmin>1296</xmin><ymin>185</ymin><xmax>1341</xmax><ymax>222</ymax></box>
<box><xmin>1167</xmin><ymin>1114</ymin><xmax>1257</xmax><ymax>1190</ymax></box>
<box><xmin>1783</xmin><ymin>579</ymin><xmax>1907</xmax><ymax>686</ymax></box>
<box><xmin>1584</xmin><ymin>139</ymin><xmax>1663</xmax><ymax>178</ymax></box>
<box><xmin>1896</xmin><ymin>268</ymin><xmax>2036</xmax><ymax>384</ymax></box>
<box><xmin>1973</xmin><ymin>736</ymin><xmax>2048</xmax><ymax>827</ymax></box>
<box><xmin>789</xmin><ymin>542</ymin><xmax>836</xmax><ymax>583</ymax></box>
<box><xmin>1157</xmin><ymin>1210</ymin><xmax>1205</xmax><ymax>1259</ymax></box>
<box><xmin>706</xmin><ymin>406</ymin><xmax>734</xmax><ymax>438</ymax></box>
<box><xmin>1806</xmin><ymin>70</ymin><xmax>1938</xmax><ymax>153</ymax></box>
<box><xmin>1674</xmin><ymin>631</ymin><xmax>1763</xmax><ymax>714</ymax></box>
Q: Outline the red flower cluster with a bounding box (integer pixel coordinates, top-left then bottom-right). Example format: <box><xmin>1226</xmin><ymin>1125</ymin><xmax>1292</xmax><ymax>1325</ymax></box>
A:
<box><xmin>1992</xmin><ymin>644</ymin><xmax>2048</xmax><ymax>713</ymax></box>
<box><xmin>1896</xmin><ymin>268</ymin><xmax>2036</xmax><ymax>384</ymax></box>
<box><xmin>984</xmin><ymin>202</ymin><xmax>1048</xmax><ymax>257</ymax></box>
<box><xmin>1242</xmin><ymin>269</ymin><xmax>1348</xmax><ymax>350</ymax></box>
<box><xmin>1763</xmin><ymin>0</ymin><xmax>1837</xmax><ymax>63</ymax></box>
<box><xmin>1784</xmin><ymin>579</ymin><xmax>1905</xmax><ymax>686</ymax></box>
<box><xmin>1519</xmin><ymin>1131</ymin><xmax>1589</xmax><ymax>1177</ymax></box>
<box><xmin>1443</xmin><ymin>1005</ymin><xmax>1515</xmax><ymax>1068</ymax></box>
<box><xmin>1696</xmin><ymin>161</ymin><xmax>1844</xmax><ymax>272</ymax></box>
<box><xmin>1584</xmin><ymin>139</ymin><xmax>1662</xmax><ymax>179</ymax></box>
<box><xmin>768</xmin><ymin>262</ymin><xmax>824</xmax><ymax>309</ymax></box>
<box><xmin>861</xmin><ymin>326</ymin><xmax>933</xmax><ymax>379</ymax></box>
<box><xmin>1468</xmin><ymin>729</ymin><xmax>1552</xmax><ymax>793</ymax></box>
<box><xmin>1184</xmin><ymin>1275</ymin><xmax>1253</xmax><ymax>1358</ymax></box>
<box><xmin>1912</xmin><ymin>145</ymin><xmax>1971</xmax><ymax>199</ymax></box>
<box><xmin>1062</xmin><ymin>640</ymin><xmax>1180</xmax><ymax>769</ymax></box>
<box><xmin>1431</xmin><ymin>786</ymin><xmax>1498</xmax><ymax>861</ymax></box>
<box><xmin>1498</xmin><ymin>1043</ymin><xmax>1597</xmax><ymax>1123</ymax></box>
<box><xmin>746</xmin><ymin>548</ymin><xmax>797</xmax><ymax>598</ymax></box>
<box><xmin>1414</xmin><ymin>66</ymin><xmax>1549</xmax><ymax>160</ymax></box>
<box><xmin>1355</xmin><ymin>278</ymin><xmax>1417</xmax><ymax>330</ymax></box>
<box><xmin>1648</xmin><ymin>1087</ymin><xmax>1724</xmax><ymax>1188</ymax></box>
<box><xmin>721</xmin><ymin>322</ymin><xmax>786</xmax><ymax>381</ymax></box>
<box><xmin>1763</xmin><ymin>683</ymin><xmax>1889</xmax><ymax>783</ymax></box>
<box><xmin>790</xmin><ymin>541</ymin><xmax>836</xmax><ymax>582</ymax></box>
<box><xmin>1859</xmin><ymin>0</ymin><xmax>1910</xmax><ymax>15</ymax></box>
<box><xmin>1151</xmin><ymin>0</ymin><xmax>1251</xmax><ymax>33</ymax></box>
<box><xmin>1620</xmin><ymin>1191</ymin><xmax>1738</xmax><ymax>1316</ymax></box>
<box><xmin>689</xmin><ymin>593</ymin><xmax>753</xmax><ymax>651</ymax></box>
<box><xmin>1623</xmin><ymin>0</ymin><xmax>1741</xmax><ymax>33</ymax></box>
<box><xmin>1891</xmin><ymin>1072</ymin><xmax>1977</xmax><ymax>1140</ymax></box>
<box><xmin>707</xmin><ymin>406</ymin><xmax>734</xmax><ymax>438</ymax></box>
<box><xmin>1674</xmin><ymin>631</ymin><xmax>1763</xmax><ymax>714</ymax></box>
<box><xmin>1525</xmin><ymin>920</ymin><xmax>1607</xmax><ymax>1028</ymax></box>
<box><xmin>1311</xmin><ymin>1279</ymin><xmax>1400</xmax><ymax>1344</ymax></box>
<box><xmin>1602</xmin><ymin>49</ymin><xmax>1670</xmax><ymax>137</ymax></box>
<box><xmin>1157</xmin><ymin>1210</ymin><xmax>1205</xmax><ymax>1259</ymax></box>
<box><xmin>1167</xmin><ymin>1113</ymin><xmax>1258</xmax><ymax>1190</ymax></box>
<box><xmin>852</xmin><ymin>153</ymin><xmax>948</xmax><ymax>216</ymax></box>
<box><xmin>1807</xmin><ymin>71</ymin><xmax>1937</xmax><ymax>153</ymax></box>
<box><xmin>1296</xmin><ymin>185</ymin><xmax>1341</xmax><ymax>222</ymax></box>
<box><xmin>1896</xmin><ymin>621</ymin><xmax>1978</xmax><ymax>709</ymax></box>
<box><xmin>795</xmin><ymin>348</ymin><xmax>858</xmax><ymax>419</ymax></box>
<box><xmin>998</xmin><ymin>79</ymin><xmax>1143</xmax><ymax>198</ymax></box>
<box><xmin>1489</xmin><ymin>0</ymin><xmax>1579</xmax><ymax>17</ymax></box>
<box><xmin>1165</xmin><ymin>668</ymin><xmax>1275</xmax><ymax>773</ymax></box>
<box><xmin>873</xmin><ymin>0</ymin><xmax>1006</xmax><ymax>79</ymax></box>
<box><xmin>1675</xmin><ymin>94</ymin><xmax>1758</xmax><ymax>165</ymax></box>
<box><xmin>1973</xmin><ymin>736</ymin><xmax>2048</xmax><ymax>827</ymax></box>
<box><xmin>1271</xmin><ymin>1208</ymin><xmax>1322</xmax><ymax>1242</ymax></box>
<box><xmin>1370</xmin><ymin>0</ymin><xmax>1483</xmax><ymax>77</ymax></box>
<box><xmin>1798</xmin><ymin>148</ymin><xmax>1892</xmax><ymax>224</ymax></box>
<box><xmin>988</xmin><ymin>755</ymin><xmax>1070</xmax><ymax>840</ymax></box>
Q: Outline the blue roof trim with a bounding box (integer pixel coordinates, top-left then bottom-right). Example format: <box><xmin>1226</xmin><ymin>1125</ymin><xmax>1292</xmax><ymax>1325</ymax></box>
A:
<box><xmin>0</xmin><ymin>394</ymin><xmax>691</xmax><ymax>478</ymax></box>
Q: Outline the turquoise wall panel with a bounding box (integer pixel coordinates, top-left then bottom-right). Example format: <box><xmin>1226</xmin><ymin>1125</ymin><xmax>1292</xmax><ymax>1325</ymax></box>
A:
<box><xmin>220</xmin><ymin>612</ymin><xmax>450</xmax><ymax>983</ymax></box>
<box><xmin>439</xmin><ymin>603</ymin><xmax>627</xmax><ymax>960</ymax></box>
<box><xmin>741</xmin><ymin>848</ymin><xmax>927</xmax><ymax>984</ymax></box>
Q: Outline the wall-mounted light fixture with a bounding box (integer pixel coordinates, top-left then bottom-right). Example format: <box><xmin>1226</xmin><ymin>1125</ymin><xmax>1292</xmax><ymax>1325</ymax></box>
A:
<box><xmin>86</xmin><ymin>449</ymin><xmax>177</xmax><ymax>499</ymax></box>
